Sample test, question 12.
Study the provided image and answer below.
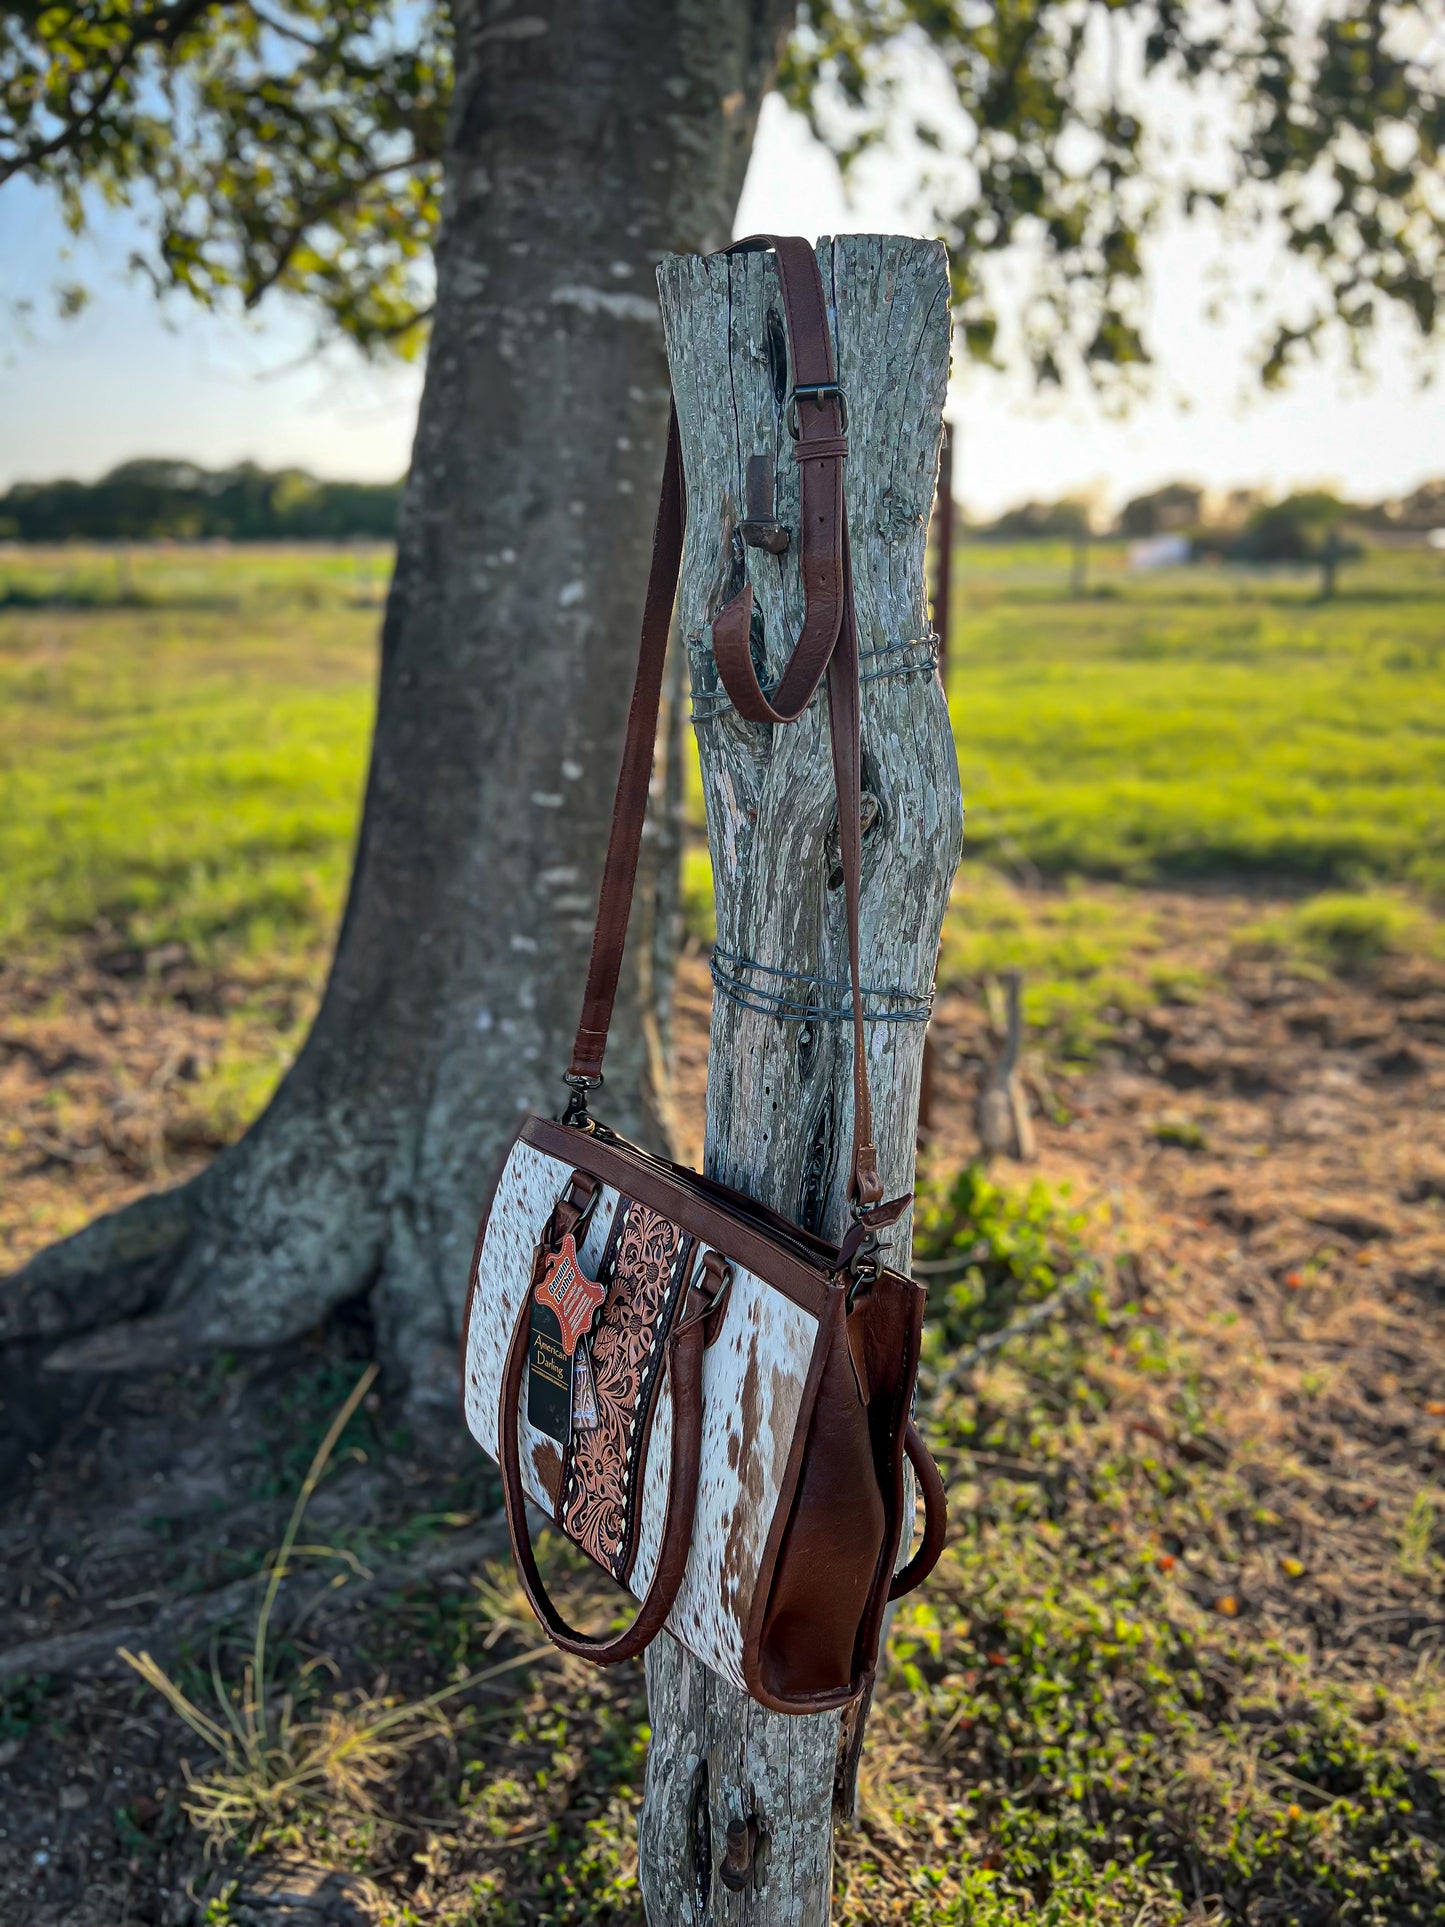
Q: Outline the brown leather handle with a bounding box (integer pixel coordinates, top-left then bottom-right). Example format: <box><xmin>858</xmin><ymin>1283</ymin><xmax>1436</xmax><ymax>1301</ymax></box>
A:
<box><xmin>499</xmin><ymin>1278</ymin><xmax>706</xmax><ymax>1663</ymax></box>
<box><xmin>567</xmin><ymin>234</ymin><xmax>883</xmax><ymax>1207</ymax></box>
<box><xmin>889</xmin><ymin>1419</ymin><xmax>947</xmax><ymax>1600</ymax></box>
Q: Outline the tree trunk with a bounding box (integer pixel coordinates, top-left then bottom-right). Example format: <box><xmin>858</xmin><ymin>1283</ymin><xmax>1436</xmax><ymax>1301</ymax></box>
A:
<box><xmin>638</xmin><ymin>238</ymin><xmax>958</xmax><ymax>1925</ymax></box>
<box><xmin>1</xmin><ymin>0</ymin><xmax>796</xmax><ymax>1428</ymax></box>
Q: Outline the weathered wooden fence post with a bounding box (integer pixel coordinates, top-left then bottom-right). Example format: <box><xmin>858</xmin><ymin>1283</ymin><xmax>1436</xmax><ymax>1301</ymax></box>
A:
<box><xmin>638</xmin><ymin>238</ymin><xmax>960</xmax><ymax>1924</ymax></box>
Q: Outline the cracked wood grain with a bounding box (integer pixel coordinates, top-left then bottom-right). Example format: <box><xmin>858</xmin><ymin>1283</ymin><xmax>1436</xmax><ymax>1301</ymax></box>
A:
<box><xmin>637</xmin><ymin>236</ymin><xmax>960</xmax><ymax>1926</ymax></box>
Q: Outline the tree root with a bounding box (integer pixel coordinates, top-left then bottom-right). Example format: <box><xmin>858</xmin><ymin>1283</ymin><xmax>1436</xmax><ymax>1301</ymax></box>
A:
<box><xmin>228</xmin><ymin>1861</ymin><xmax>386</xmax><ymax>1927</ymax></box>
<box><xmin>3</xmin><ymin>1085</ymin><xmax>395</xmax><ymax>1381</ymax></box>
<box><xmin>0</xmin><ymin>1179</ymin><xmax>200</xmax><ymax>1347</ymax></box>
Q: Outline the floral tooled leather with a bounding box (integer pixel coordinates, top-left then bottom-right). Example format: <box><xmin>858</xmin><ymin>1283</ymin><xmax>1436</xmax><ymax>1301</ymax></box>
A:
<box><xmin>561</xmin><ymin>1200</ymin><xmax>687</xmax><ymax>1577</ymax></box>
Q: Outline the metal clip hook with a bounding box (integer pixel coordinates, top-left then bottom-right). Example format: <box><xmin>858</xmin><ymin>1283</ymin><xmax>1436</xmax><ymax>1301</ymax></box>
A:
<box><xmin>559</xmin><ymin>1071</ymin><xmax>602</xmax><ymax>1130</ymax></box>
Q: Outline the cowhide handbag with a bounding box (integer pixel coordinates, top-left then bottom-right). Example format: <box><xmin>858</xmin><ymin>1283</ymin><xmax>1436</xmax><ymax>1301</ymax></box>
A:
<box><xmin>461</xmin><ymin>235</ymin><xmax>946</xmax><ymax>1714</ymax></box>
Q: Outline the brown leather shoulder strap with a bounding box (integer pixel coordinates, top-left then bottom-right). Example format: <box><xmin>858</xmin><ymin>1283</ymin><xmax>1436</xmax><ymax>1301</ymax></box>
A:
<box><xmin>567</xmin><ymin>236</ymin><xmax>882</xmax><ymax>1209</ymax></box>
<box><xmin>567</xmin><ymin>406</ymin><xmax>684</xmax><ymax>1087</ymax></box>
<box><xmin>710</xmin><ymin>235</ymin><xmax>848</xmax><ymax>727</ymax></box>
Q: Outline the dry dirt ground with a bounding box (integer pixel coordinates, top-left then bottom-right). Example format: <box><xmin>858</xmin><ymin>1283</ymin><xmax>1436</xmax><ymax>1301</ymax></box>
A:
<box><xmin>1</xmin><ymin>887</ymin><xmax>1442</xmax><ymax>1924</ymax></box>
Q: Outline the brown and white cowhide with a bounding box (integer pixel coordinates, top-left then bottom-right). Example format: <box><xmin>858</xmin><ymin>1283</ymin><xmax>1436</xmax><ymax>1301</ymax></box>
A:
<box><xmin>461</xmin><ymin>1136</ymin><xmax>822</xmax><ymax>1688</ymax></box>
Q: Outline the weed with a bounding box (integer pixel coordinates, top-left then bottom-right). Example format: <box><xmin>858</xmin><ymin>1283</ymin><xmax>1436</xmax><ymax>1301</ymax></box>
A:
<box><xmin>912</xmin><ymin>1160</ymin><xmax>1088</xmax><ymax>1357</ymax></box>
<box><xmin>252</xmin><ymin>1357</ymin><xmax>382</xmax><ymax>1501</ymax></box>
<box><xmin>199</xmin><ymin>1881</ymin><xmax>242</xmax><ymax>1925</ymax></box>
<box><xmin>124</xmin><ymin>1365</ymin><xmax>556</xmax><ymax>1848</ymax></box>
<box><xmin>1152</xmin><ymin>1115</ymin><xmax>1209</xmax><ymax>1151</ymax></box>
<box><xmin>1240</xmin><ymin>890</ymin><xmax>1442</xmax><ymax>976</ymax></box>
<box><xmin>1399</xmin><ymin>1490</ymin><xmax>1441</xmax><ymax>1579</ymax></box>
<box><xmin>0</xmin><ymin>1672</ymin><xmax>61</xmax><ymax>1742</ymax></box>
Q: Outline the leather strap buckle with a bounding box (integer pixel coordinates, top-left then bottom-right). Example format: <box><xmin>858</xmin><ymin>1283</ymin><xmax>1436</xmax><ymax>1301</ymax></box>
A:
<box><xmin>741</xmin><ymin>451</ymin><xmax>790</xmax><ymax>553</ymax></box>
<box><xmin>839</xmin><ymin>1190</ymin><xmax>912</xmax><ymax>1307</ymax></box>
<box><xmin>786</xmin><ymin>382</ymin><xmax>849</xmax><ymax>438</ymax></box>
<box><xmin>678</xmin><ymin>1249</ymin><xmax>734</xmax><ymax>1347</ymax></box>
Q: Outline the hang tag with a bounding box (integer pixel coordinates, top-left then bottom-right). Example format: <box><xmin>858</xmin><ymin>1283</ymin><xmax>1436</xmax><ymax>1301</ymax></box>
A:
<box><xmin>572</xmin><ymin>1338</ymin><xmax>599</xmax><ymax>1432</ymax></box>
<box><xmin>526</xmin><ymin>1232</ymin><xmax>605</xmax><ymax>1445</ymax></box>
<box><xmin>533</xmin><ymin>1232</ymin><xmax>605</xmax><ymax>1356</ymax></box>
<box><xmin>526</xmin><ymin>1298</ymin><xmax>573</xmax><ymax>1443</ymax></box>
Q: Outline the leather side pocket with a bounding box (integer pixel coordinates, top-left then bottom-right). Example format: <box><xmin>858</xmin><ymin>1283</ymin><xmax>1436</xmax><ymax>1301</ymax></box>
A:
<box><xmin>750</xmin><ymin>1290</ymin><xmax>886</xmax><ymax>1707</ymax></box>
<box><xmin>851</xmin><ymin>1269</ymin><xmax>926</xmax><ymax>1668</ymax></box>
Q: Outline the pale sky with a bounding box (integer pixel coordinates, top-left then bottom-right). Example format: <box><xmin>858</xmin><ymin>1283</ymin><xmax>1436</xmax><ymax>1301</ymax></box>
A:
<box><xmin>1</xmin><ymin>94</ymin><xmax>1442</xmax><ymax>519</ymax></box>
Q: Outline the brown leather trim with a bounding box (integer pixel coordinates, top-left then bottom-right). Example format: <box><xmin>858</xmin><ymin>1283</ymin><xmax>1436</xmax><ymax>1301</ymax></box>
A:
<box><xmin>850</xmin><ymin>1269</ymin><xmax>927</xmax><ymax>1670</ymax></box>
<box><xmin>844</xmin><ymin>1313</ymin><xmax>871</xmax><ymax>1405</ymax></box>
<box><xmin>520</xmin><ymin>1116</ymin><xmax>831</xmax><ymax>1318</ymax></box>
<box><xmin>698</xmin><ymin>1249</ymin><xmax>733</xmax><ymax>1347</ymax></box>
<box><xmin>741</xmin><ymin>1267</ymin><xmax>929</xmax><ymax>1712</ymax></box>
<box><xmin>525</xmin><ymin>1113</ymin><xmax>875</xmax><ymax>1272</ymax></box>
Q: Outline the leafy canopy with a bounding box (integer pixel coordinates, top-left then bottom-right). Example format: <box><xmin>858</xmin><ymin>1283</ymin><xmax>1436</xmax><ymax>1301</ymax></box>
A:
<box><xmin>2</xmin><ymin>1</ymin><xmax>449</xmax><ymax>355</ymax></box>
<box><xmin>4</xmin><ymin>0</ymin><xmax>1443</xmax><ymax>387</ymax></box>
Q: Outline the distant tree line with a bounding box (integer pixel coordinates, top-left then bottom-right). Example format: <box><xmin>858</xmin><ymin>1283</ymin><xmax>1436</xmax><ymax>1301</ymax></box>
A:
<box><xmin>0</xmin><ymin>460</ymin><xmax>402</xmax><ymax>542</ymax></box>
<box><xmin>975</xmin><ymin>476</ymin><xmax>1445</xmax><ymax>556</ymax></box>
<box><xmin>6</xmin><ymin>459</ymin><xmax>1440</xmax><ymax>564</ymax></box>
<box><xmin>973</xmin><ymin>477</ymin><xmax>1445</xmax><ymax>600</ymax></box>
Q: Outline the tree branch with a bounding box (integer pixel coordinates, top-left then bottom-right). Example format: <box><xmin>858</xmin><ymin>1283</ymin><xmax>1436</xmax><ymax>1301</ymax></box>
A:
<box><xmin>0</xmin><ymin>0</ymin><xmax>226</xmax><ymax>184</ymax></box>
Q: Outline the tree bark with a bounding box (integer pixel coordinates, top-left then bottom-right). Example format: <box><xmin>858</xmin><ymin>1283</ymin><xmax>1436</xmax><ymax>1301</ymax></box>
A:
<box><xmin>638</xmin><ymin>238</ymin><xmax>958</xmax><ymax>1925</ymax></box>
<box><xmin>1</xmin><ymin>0</ymin><xmax>796</xmax><ymax>1426</ymax></box>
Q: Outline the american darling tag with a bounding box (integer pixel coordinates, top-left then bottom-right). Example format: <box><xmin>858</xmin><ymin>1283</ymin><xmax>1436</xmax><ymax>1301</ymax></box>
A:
<box><xmin>527</xmin><ymin>1233</ymin><xmax>605</xmax><ymax>1443</ymax></box>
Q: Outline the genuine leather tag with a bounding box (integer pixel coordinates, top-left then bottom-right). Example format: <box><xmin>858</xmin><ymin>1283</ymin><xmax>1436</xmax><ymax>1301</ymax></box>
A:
<box><xmin>533</xmin><ymin>1233</ymin><xmax>605</xmax><ymax>1356</ymax></box>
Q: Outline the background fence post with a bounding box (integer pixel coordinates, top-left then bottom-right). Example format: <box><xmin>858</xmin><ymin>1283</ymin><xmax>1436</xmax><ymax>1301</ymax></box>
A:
<box><xmin>637</xmin><ymin>237</ymin><xmax>960</xmax><ymax>1925</ymax></box>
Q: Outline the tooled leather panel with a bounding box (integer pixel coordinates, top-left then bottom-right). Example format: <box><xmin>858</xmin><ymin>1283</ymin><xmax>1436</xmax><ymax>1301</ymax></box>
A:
<box><xmin>560</xmin><ymin>1198</ymin><xmax>693</xmax><ymax>1580</ymax></box>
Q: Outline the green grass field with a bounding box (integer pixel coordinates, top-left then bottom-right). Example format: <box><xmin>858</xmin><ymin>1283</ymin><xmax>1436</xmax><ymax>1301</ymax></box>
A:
<box><xmin>946</xmin><ymin>541</ymin><xmax>1445</xmax><ymax>896</ymax></box>
<box><xmin>3</xmin><ymin>539</ymin><xmax>1442</xmax><ymax>981</ymax></box>
<box><xmin>0</xmin><ymin>545</ymin><xmax>382</xmax><ymax>968</ymax></box>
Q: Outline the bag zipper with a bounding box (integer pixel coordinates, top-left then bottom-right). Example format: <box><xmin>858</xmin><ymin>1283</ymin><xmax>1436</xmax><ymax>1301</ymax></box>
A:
<box><xmin>578</xmin><ymin>1120</ymin><xmax>841</xmax><ymax>1279</ymax></box>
